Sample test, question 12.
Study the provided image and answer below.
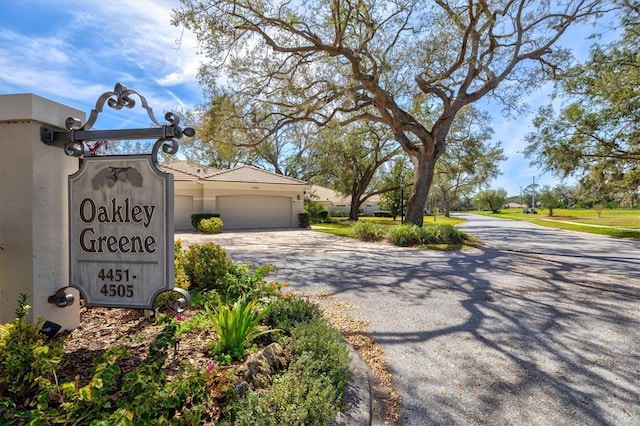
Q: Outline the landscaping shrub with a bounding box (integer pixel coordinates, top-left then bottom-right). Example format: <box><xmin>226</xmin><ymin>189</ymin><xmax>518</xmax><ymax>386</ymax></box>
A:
<box><xmin>22</xmin><ymin>318</ymin><xmax>211</xmax><ymax>425</ymax></box>
<box><xmin>304</xmin><ymin>201</ymin><xmax>327</xmax><ymax>222</ymax></box>
<box><xmin>330</xmin><ymin>210</ymin><xmax>348</xmax><ymax>217</ymax></box>
<box><xmin>190</xmin><ymin>213</ymin><xmax>221</xmax><ymax>230</ymax></box>
<box><xmin>154</xmin><ymin>240</ymin><xmax>192</xmax><ymax>311</ymax></box>
<box><xmin>373</xmin><ymin>210</ymin><xmax>393</xmax><ymax>217</ymax></box>
<box><xmin>228</xmin><ymin>318</ymin><xmax>350</xmax><ymax>425</ymax></box>
<box><xmin>352</xmin><ymin>220</ymin><xmax>387</xmax><ymax>241</ymax></box>
<box><xmin>388</xmin><ymin>224</ymin><xmax>469</xmax><ymax>246</ymax></box>
<box><xmin>197</xmin><ymin>217</ymin><xmax>223</xmax><ymax>234</ymax></box>
<box><xmin>289</xmin><ymin>319</ymin><xmax>351</xmax><ymax>392</ymax></box>
<box><xmin>218</xmin><ymin>263</ymin><xmax>281</xmax><ymax>304</ymax></box>
<box><xmin>263</xmin><ymin>296</ymin><xmax>322</xmax><ymax>335</ymax></box>
<box><xmin>439</xmin><ymin>225</ymin><xmax>467</xmax><ymax>244</ymax></box>
<box><xmin>181</xmin><ymin>243</ymin><xmax>233</xmax><ymax>292</ymax></box>
<box><xmin>178</xmin><ymin>242</ymin><xmax>283</xmax><ymax>306</ymax></box>
<box><xmin>387</xmin><ymin>224</ymin><xmax>422</xmax><ymax>246</ymax></box>
<box><xmin>298</xmin><ymin>212</ymin><xmax>310</xmax><ymax>228</ymax></box>
<box><xmin>0</xmin><ymin>294</ymin><xmax>64</xmax><ymax>402</ymax></box>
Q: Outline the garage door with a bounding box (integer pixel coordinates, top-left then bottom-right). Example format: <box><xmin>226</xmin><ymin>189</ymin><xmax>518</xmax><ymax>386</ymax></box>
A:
<box><xmin>174</xmin><ymin>195</ymin><xmax>194</xmax><ymax>231</ymax></box>
<box><xmin>217</xmin><ymin>195</ymin><xmax>291</xmax><ymax>229</ymax></box>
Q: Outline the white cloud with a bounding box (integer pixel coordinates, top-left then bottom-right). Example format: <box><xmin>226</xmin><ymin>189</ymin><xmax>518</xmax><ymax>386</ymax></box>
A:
<box><xmin>0</xmin><ymin>0</ymin><xmax>204</xmax><ymax>131</ymax></box>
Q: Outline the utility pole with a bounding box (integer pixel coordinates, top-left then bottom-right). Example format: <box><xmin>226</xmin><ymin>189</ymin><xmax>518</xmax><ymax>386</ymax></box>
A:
<box><xmin>520</xmin><ymin>186</ymin><xmax>523</xmax><ymax>211</ymax></box>
<box><xmin>532</xmin><ymin>177</ymin><xmax>536</xmax><ymax>213</ymax></box>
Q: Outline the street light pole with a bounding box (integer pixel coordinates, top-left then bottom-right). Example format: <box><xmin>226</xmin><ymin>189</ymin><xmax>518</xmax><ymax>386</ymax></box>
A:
<box><xmin>400</xmin><ymin>181</ymin><xmax>405</xmax><ymax>225</ymax></box>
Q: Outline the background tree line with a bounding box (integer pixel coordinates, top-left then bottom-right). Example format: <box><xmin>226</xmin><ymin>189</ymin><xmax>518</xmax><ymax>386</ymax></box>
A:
<box><xmin>169</xmin><ymin>0</ymin><xmax>635</xmax><ymax>223</ymax></box>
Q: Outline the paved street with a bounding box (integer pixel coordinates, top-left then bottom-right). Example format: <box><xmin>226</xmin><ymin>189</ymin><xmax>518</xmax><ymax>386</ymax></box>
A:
<box><xmin>177</xmin><ymin>215</ymin><xmax>640</xmax><ymax>425</ymax></box>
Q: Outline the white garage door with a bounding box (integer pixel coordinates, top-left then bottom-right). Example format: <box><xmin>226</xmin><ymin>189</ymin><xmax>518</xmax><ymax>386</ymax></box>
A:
<box><xmin>174</xmin><ymin>195</ymin><xmax>194</xmax><ymax>231</ymax></box>
<box><xmin>217</xmin><ymin>195</ymin><xmax>291</xmax><ymax>229</ymax></box>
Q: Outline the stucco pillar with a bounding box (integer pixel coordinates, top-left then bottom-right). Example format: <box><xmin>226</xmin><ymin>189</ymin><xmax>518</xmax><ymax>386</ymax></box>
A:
<box><xmin>0</xmin><ymin>94</ymin><xmax>82</xmax><ymax>331</ymax></box>
<box><xmin>202</xmin><ymin>186</ymin><xmax>217</xmax><ymax>213</ymax></box>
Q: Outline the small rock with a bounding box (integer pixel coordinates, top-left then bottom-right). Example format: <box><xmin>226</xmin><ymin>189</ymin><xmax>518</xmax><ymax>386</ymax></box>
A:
<box><xmin>237</xmin><ymin>342</ymin><xmax>291</xmax><ymax>389</ymax></box>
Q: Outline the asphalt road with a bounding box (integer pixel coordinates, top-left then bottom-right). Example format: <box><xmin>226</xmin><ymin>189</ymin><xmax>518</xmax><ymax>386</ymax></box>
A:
<box><xmin>177</xmin><ymin>214</ymin><xmax>640</xmax><ymax>425</ymax></box>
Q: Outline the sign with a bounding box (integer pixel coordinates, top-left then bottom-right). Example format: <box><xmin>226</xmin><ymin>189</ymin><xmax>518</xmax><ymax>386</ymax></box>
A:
<box><xmin>69</xmin><ymin>155</ymin><xmax>174</xmax><ymax>308</ymax></box>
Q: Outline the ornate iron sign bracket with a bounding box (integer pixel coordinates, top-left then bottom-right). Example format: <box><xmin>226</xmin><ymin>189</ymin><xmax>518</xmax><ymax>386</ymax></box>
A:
<box><xmin>40</xmin><ymin>82</ymin><xmax>195</xmax><ymax>163</ymax></box>
<box><xmin>42</xmin><ymin>83</ymin><xmax>195</xmax><ymax>313</ymax></box>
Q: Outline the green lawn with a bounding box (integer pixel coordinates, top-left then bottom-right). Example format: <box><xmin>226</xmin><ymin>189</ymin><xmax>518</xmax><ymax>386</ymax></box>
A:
<box><xmin>472</xmin><ymin>208</ymin><xmax>640</xmax><ymax>240</ymax></box>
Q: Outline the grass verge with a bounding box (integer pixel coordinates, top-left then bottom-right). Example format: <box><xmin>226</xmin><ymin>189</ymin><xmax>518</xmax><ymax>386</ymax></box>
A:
<box><xmin>472</xmin><ymin>208</ymin><xmax>640</xmax><ymax>240</ymax></box>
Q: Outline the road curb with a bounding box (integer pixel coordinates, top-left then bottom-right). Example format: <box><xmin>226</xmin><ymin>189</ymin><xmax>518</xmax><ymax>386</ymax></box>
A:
<box><xmin>332</xmin><ymin>343</ymin><xmax>373</xmax><ymax>426</ymax></box>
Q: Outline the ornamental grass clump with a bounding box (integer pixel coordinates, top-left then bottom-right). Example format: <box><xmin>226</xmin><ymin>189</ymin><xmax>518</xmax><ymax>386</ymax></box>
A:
<box><xmin>388</xmin><ymin>224</ymin><xmax>470</xmax><ymax>246</ymax></box>
<box><xmin>352</xmin><ymin>220</ymin><xmax>387</xmax><ymax>241</ymax></box>
<box><xmin>387</xmin><ymin>224</ymin><xmax>422</xmax><ymax>246</ymax></box>
<box><xmin>207</xmin><ymin>299</ymin><xmax>275</xmax><ymax>362</ymax></box>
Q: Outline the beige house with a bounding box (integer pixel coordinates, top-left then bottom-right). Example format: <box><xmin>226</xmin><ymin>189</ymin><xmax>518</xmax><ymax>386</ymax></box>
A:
<box><xmin>161</xmin><ymin>161</ymin><xmax>308</xmax><ymax>230</ymax></box>
<box><xmin>309</xmin><ymin>185</ymin><xmax>381</xmax><ymax>215</ymax></box>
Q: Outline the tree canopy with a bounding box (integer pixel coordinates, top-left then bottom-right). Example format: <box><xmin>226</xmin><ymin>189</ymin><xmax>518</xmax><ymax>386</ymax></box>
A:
<box><xmin>174</xmin><ymin>0</ymin><xmax>611</xmax><ymax>225</ymax></box>
<box><xmin>431</xmin><ymin>105</ymin><xmax>505</xmax><ymax>216</ymax></box>
<box><xmin>525</xmin><ymin>0</ymin><xmax>639</xmax><ymax>197</ymax></box>
<box><xmin>474</xmin><ymin>188</ymin><xmax>507</xmax><ymax>214</ymax></box>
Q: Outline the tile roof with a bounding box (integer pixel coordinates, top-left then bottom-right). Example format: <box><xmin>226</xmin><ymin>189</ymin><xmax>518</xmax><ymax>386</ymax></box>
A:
<box><xmin>205</xmin><ymin>165</ymin><xmax>308</xmax><ymax>185</ymax></box>
<box><xmin>160</xmin><ymin>161</ymin><xmax>307</xmax><ymax>185</ymax></box>
<box><xmin>160</xmin><ymin>161</ymin><xmax>220</xmax><ymax>181</ymax></box>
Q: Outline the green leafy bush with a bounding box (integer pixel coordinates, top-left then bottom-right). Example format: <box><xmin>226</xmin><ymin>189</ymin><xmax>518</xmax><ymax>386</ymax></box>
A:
<box><xmin>25</xmin><ymin>318</ymin><xmax>211</xmax><ymax>425</ymax></box>
<box><xmin>289</xmin><ymin>319</ymin><xmax>351</xmax><ymax>392</ymax></box>
<box><xmin>264</xmin><ymin>296</ymin><xmax>322</xmax><ymax>335</ymax></box>
<box><xmin>0</xmin><ymin>294</ymin><xmax>64</xmax><ymax>401</ymax></box>
<box><xmin>387</xmin><ymin>224</ymin><xmax>469</xmax><ymax>246</ymax></box>
<box><xmin>207</xmin><ymin>299</ymin><xmax>274</xmax><ymax>362</ymax></box>
<box><xmin>197</xmin><ymin>217</ymin><xmax>224</xmax><ymax>234</ymax></box>
<box><xmin>352</xmin><ymin>220</ymin><xmax>387</xmax><ymax>241</ymax></box>
<box><xmin>439</xmin><ymin>225</ymin><xmax>468</xmax><ymax>244</ymax></box>
<box><xmin>190</xmin><ymin>213</ymin><xmax>221</xmax><ymax>230</ymax></box>
<box><xmin>387</xmin><ymin>224</ymin><xmax>422</xmax><ymax>246</ymax></box>
<box><xmin>218</xmin><ymin>263</ymin><xmax>281</xmax><ymax>304</ymax></box>
<box><xmin>182</xmin><ymin>243</ymin><xmax>233</xmax><ymax>292</ymax></box>
<box><xmin>304</xmin><ymin>201</ymin><xmax>327</xmax><ymax>222</ymax></box>
<box><xmin>154</xmin><ymin>240</ymin><xmax>192</xmax><ymax>311</ymax></box>
<box><xmin>179</xmin><ymin>242</ymin><xmax>282</xmax><ymax>306</ymax></box>
<box><xmin>228</xmin><ymin>319</ymin><xmax>350</xmax><ymax>425</ymax></box>
<box><xmin>298</xmin><ymin>212</ymin><xmax>310</xmax><ymax>228</ymax></box>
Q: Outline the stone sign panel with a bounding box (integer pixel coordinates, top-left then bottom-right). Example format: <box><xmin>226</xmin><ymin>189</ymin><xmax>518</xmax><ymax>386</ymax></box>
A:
<box><xmin>69</xmin><ymin>155</ymin><xmax>174</xmax><ymax>309</ymax></box>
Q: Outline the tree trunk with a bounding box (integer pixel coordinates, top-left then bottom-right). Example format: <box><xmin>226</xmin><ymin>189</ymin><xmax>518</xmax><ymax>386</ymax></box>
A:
<box><xmin>405</xmin><ymin>151</ymin><xmax>437</xmax><ymax>227</ymax></box>
<box><xmin>349</xmin><ymin>195</ymin><xmax>361</xmax><ymax>221</ymax></box>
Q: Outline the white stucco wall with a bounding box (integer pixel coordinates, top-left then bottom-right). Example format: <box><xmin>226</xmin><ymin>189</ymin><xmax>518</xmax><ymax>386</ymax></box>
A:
<box><xmin>0</xmin><ymin>94</ymin><xmax>82</xmax><ymax>330</ymax></box>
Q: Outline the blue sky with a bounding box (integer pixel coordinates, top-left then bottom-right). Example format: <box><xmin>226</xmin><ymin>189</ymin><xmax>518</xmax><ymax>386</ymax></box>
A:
<box><xmin>0</xmin><ymin>1</ymin><xmax>619</xmax><ymax>197</ymax></box>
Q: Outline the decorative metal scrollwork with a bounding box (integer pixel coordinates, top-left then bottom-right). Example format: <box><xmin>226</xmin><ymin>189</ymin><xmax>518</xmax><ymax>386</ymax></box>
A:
<box><xmin>41</xmin><ymin>82</ymin><xmax>195</xmax><ymax>164</ymax></box>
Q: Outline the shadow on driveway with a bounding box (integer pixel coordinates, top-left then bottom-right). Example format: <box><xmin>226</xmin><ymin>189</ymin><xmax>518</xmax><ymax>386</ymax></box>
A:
<box><xmin>177</xmin><ymin>229</ymin><xmax>640</xmax><ymax>425</ymax></box>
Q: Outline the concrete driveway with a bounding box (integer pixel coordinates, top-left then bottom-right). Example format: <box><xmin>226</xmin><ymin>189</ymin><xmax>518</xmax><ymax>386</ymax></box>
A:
<box><xmin>176</xmin><ymin>220</ymin><xmax>640</xmax><ymax>426</ymax></box>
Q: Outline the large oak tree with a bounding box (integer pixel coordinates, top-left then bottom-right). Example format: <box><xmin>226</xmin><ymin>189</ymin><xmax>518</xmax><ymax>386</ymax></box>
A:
<box><xmin>174</xmin><ymin>0</ymin><xmax>611</xmax><ymax>226</ymax></box>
